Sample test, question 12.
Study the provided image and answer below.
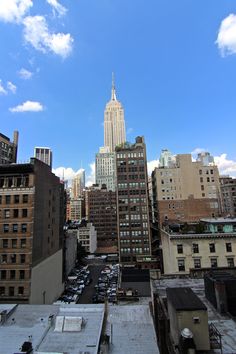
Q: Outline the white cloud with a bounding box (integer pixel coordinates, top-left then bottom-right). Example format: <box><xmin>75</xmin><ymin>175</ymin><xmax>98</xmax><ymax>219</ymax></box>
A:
<box><xmin>7</xmin><ymin>81</ymin><xmax>17</xmax><ymax>93</ymax></box>
<box><xmin>23</xmin><ymin>15</ymin><xmax>73</xmax><ymax>58</ymax></box>
<box><xmin>191</xmin><ymin>147</ymin><xmax>206</xmax><ymax>156</ymax></box>
<box><xmin>216</xmin><ymin>14</ymin><xmax>236</xmax><ymax>56</ymax></box>
<box><xmin>214</xmin><ymin>154</ymin><xmax>236</xmax><ymax>177</ymax></box>
<box><xmin>0</xmin><ymin>80</ymin><xmax>7</xmax><ymax>95</ymax></box>
<box><xmin>18</xmin><ymin>68</ymin><xmax>33</xmax><ymax>79</ymax></box>
<box><xmin>86</xmin><ymin>162</ymin><xmax>95</xmax><ymax>187</ymax></box>
<box><xmin>9</xmin><ymin>100</ymin><xmax>44</xmax><ymax>112</ymax></box>
<box><xmin>46</xmin><ymin>0</ymin><xmax>67</xmax><ymax>17</ymax></box>
<box><xmin>147</xmin><ymin>159</ymin><xmax>159</xmax><ymax>176</ymax></box>
<box><xmin>0</xmin><ymin>0</ymin><xmax>32</xmax><ymax>23</ymax></box>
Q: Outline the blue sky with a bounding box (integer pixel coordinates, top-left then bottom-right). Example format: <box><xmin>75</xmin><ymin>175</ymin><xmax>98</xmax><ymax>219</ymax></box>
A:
<box><xmin>1</xmin><ymin>0</ymin><xmax>236</xmax><ymax>183</ymax></box>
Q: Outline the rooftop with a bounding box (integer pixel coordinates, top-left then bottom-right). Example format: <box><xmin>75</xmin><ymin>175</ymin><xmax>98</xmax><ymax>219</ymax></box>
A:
<box><xmin>0</xmin><ymin>304</ymin><xmax>104</xmax><ymax>354</ymax></box>
<box><xmin>152</xmin><ymin>278</ymin><xmax>236</xmax><ymax>353</ymax></box>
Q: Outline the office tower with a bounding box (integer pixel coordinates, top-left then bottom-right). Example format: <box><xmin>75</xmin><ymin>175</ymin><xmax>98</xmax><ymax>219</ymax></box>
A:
<box><xmin>71</xmin><ymin>169</ymin><xmax>85</xmax><ymax>198</ymax></box>
<box><xmin>85</xmin><ymin>184</ymin><xmax>117</xmax><ymax>251</ymax></box>
<box><xmin>220</xmin><ymin>176</ymin><xmax>236</xmax><ymax>217</ymax></box>
<box><xmin>152</xmin><ymin>153</ymin><xmax>221</xmax><ymax>224</ymax></box>
<box><xmin>34</xmin><ymin>147</ymin><xmax>52</xmax><ymax>168</ymax></box>
<box><xmin>159</xmin><ymin>149</ymin><xmax>175</xmax><ymax>168</ymax></box>
<box><xmin>0</xmin><ymin>131</ymin><xmax>18</xmax><ymax>165</ymax></box>
<box><xmin>104</xmin><ymin>74</ymin><xmax>126</xmax><ymax>152</ymax></box>
<box><xmin>0</xmin><ymin>158</ymin><xmax>64</xmax><ymax>304</ymax></box>
<box><xmin>95</xmin><ymin>147</ymin><xmax>116</xmax><ymax>191</ymax></box>
<box><xmin>68</xmin><ymin>197</ymin><xmax>85</xmax><ymax>221</ymax></box>
<box><xmin>116</xmin><ymin>136</ymin><xmax>152</xmax><ymax>264</ymax></box>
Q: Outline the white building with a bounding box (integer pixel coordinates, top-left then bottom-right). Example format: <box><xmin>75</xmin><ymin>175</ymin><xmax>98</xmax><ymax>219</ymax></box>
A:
<box><xmin>34</xmin><ymin>147</ymin><xmax>52</xmax><ymax>168</ymax></box>
<box><xmin>95</xmin><ymin>146</ymin><xmax>116</xmax><ymax>191</ymax></box>
<box><xmin>77</xmin><ymin>222</ymin><xmax>97</xmax><ymax>253</ymax></box>
<box><xmin>104</xmin><ymin>73</ymin><xmax>126</xmax><ymax>152</ymax></box>
<box><xmin>161</xmin><ymin>218</ymin><xmax>236</xmax><ymax>274</ymax></box>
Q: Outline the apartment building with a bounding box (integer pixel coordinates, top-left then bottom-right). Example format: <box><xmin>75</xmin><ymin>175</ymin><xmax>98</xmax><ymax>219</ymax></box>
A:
<box><xmin>0</xmin><ymin>131</ymin><xmax>18</xmax><ymax>165</ymax></box>
<box><xmin>161</xmin><ymin>218</ymin><xmax>236</xmax><ymax>274</ymax></box>
<box><xmin>152</xmin><ymin>153</ymin><xmax>220</xmax><ymax>224</ymax></box>
<box><xmin>220</xmin><ymin>176</ymin><xmax>236</xmax><ymax>217</ymax></box>
<box><xmin>85</xmin><ymin>184</ymin><xmax>117</xmax><ymax>250</ymax></box>
<box><xmin>116</xmin><ymin>136</ymin><xmax>152</xmax><ymax>265</ymax></box>
<box><xmin>0</xmin><ymin>158</ymin><xmax>64</xmax><ymax>304</ymax></box>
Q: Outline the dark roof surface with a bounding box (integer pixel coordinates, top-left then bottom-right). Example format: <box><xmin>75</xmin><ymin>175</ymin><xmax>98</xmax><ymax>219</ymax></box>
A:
<box><xmin>166</xmin><ymin>287</ymin><xmax>207</xmax><ymax>311</ymax></box>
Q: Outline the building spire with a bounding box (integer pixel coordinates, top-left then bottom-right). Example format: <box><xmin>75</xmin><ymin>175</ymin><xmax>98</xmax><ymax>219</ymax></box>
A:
<box><xmin>111</xmin><ymin>72</ymin><xmax>117</xmax><ymax>101</ymax></box>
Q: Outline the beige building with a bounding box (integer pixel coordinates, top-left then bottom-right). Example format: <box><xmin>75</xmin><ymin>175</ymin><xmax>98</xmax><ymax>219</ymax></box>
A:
<box><xmin>152</xmin><ymin>153</ymin><xmax>220</xmax><ymax>224</ymax></box>
<box><xmin>161</xmin><ymin>218</ymin><xmax>236</xmax><ymax>274</ymax></box>
<box><xmin>0</xmin><ymin>131</ymin><xmax>18</xmax><ymax>165</ymax></box>
<box><xmin>68</xmin><ymin>197</ymin><xmax>85</xmax><ymax>221</ymax></box>
<box><xmin>71</xmin><ymin>170</ymin><xmax>85</xmax><ymax>198</ymax></box>
<box><xmin>104</xmin><ymin>74</ymin><xmax>126</xmax><ymax>152</ymax></box>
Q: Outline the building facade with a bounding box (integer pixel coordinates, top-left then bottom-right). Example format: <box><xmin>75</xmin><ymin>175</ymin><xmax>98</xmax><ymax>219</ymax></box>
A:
<box><xmin>161</xmin><ymin>218</ymin><xmax>236</xmax><ymax>274</ymax></box>
<box><xmin>68</xmin><ymin>197</ymin><xmax>85</xmax><ymax>222</ymax></box>
<box><xmin>71</xmin><ymin>170</ymin><xmax>85</xmax><ymax>198</ymax></box>
<box><xmin>85</xmin><ymin>184</ymin><xmax>117</xmax><ymax>251</ymax></box>
<box><xmin>152</xmin><ymin>153</ymin><xmax>220</xmax><ymax>224</ymax></box>
<box><xmin>0</xmin><ymin>131</ymin><xmax>18</xmax><ymax>165</ymax></box>
<box><xmin>77</xmin><ymin>222</ymin><xmax>97</xmax><ymax>253</ymax></box>
<box><xmin>34</xmin><ymin>147</ymin><xmax>52</xmax><ymax>168</ymax></box>
<box><xmin>0</xmin><ymin>158</ymin><xmax>64</xmax><ymax>304</ymax></box>
<box><xmin>220</xmin><ymin>176</ymin><xmax>236</xmax><ymax>217</ymax></box>
<box><xmin>104</xmin><ymin>74</ymin><xmax>126</xmax><ymax>152</ymax></box>
<box><xmin>116</xmin><ymin>137</ymin><xmax>152</xmax><ymax>264</ymax></box>
<box><xmin>95</xmin><ymin>147</ymin><xmax>116</xmax><ymax>191</ymax></box>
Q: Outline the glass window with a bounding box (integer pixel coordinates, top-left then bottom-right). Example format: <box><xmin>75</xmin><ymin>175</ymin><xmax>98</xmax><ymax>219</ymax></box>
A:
<box><xmin>0</xmin><ymin>287</ymin><xmax>5</xmax><ymax>295</ymax></box>
<box><xmin>192</xmin><ymin>243</ymin><xmax>199</xmax><ymax>253</ymax></box>
<box><xmin>18</xmin><ymin>287</ymin><xmax>24</xmax><ymax>295</ymax></box>
<box><xmin>177</xmin><ymin>244</ymin><xmax>183</xmax><ymax>254</ymax></box>
<box><xmin>11</xmin><ymin>254</ymin><xmax>16</xmax><ymax>263</ymax></box>
<box><xmin>20</xmin><ymin>239</ymin><xmax>26</xmax><ymax>248</ymax></box>
<box><xmin>22</xmin><ymin>209</ymin><xmax>28</xmax><ymax>218</ymax></box>
<box><xmin>1</xmin><ymin>270</ymin><xmax>6</xmax><ymax>280</ymax></box>
<box><xmin>178</xmin><ymin>259</ymin><xmax>185</xmax><ymax>271</ymax></box>
<box><xmin>23</xmin><ymin>194</ymin><xmax>28</xmax><ymax>203</ymax></box>
<box><xmin>5</xmin><ymin>195</ymin><xmax>11</xmax><ymax>204</ymax></box>
<box><xmin>3</xmin><ymin>224</ymin><xmax>9</xmax><ymax>233</ymax></box>
<box><xmin>19</xmin><ymin>270</ymin><xmax>25</xmax><ymax>280</ymax></box>
<box><xmin>13</xmin><ymin>209</ymin><xmax>19</xmax><ymax>218</ymax></box>
<box><xmin>210</xmin><ymin>258</ymin><xmax>218</xmax><ymax>268</ymax></box>
<box><xmin>226</xmin><ymin>243</ymin><xmax>232</xmax><ymax>252</ymax></box>
<box><xmin>2</xmin><ymin>239</ymin><xmax>8</xmax><ymax>248</ymax></box>
<box><xmin>12</xmin><ymin>239</ymin><xmax>17</xmax><ymax>248</ymax></box>
<box><xmin>1</xmin><ymin>255</ymin><xmax>7</xmax><ymax>264</ymax></box>
<box><xmin>4</xmin><ymin>209</ymin><xmax>10</xmax><ymax>218</ymax></box>
<box><xmin>14</xmin><ymin>195</ymin><xmax>20</xmax><ymax>203</ymax></box>
<box><xmin>9</xmin><ymin>287</ymin><xmax>14</xmax><ymax>296</ymax></box>
<box><xmin>21</xmin><ymin>224</ymin><xmax>27</xmax><ymax>233</ymax></box>
<box><xmin>227</xmin><ymin>258</ymin><xmax>234</xmax><ymax>267</ymax></box>
<box><xmin>194</xmin><ymin>258</ymin><xmax>201</xmax><ymax>269</ymax></box>
<box><xmin>20</xmin><ymin>254</ymin><xmax>26</xmax><ymax>263</ymax></box>
<box><xmin>10</xmin><ymin>270</ymin><xmax>16</xmax><ymax>279</ymax></box>
<box><xmin>209</xmin><ymin>243</ymin><xmax>215</xmax><ymax>253</ymax></box>
<box><xmin>13</xmin><ymin>224</ymin><xmax>18</xmax><ymax>233</ymax></box>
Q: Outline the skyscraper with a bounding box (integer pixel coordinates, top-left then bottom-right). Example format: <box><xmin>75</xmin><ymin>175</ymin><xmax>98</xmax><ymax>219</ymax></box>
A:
<box><xmin>71</xmin><ymin>169</ymin><xmax>85</xmax><ymax>198</ymax></box>
<box><xmin>104</xmin><ymin>74</ymin><xmax>126</xmax><ymax>152</ymax></box>
<box><xmin>0</xmin><ymin>131</ymin><xmax>18</xmax><ymax>165</ymax></box>
<box><xmin>95</xmin><ymin>147</ymin><xmax>116</xmax><ymax>191</ymax></box>
<box><xmin>34</xmin><ymin>147</ymin><xmax>52</xmax><ymax>168</ymax></box>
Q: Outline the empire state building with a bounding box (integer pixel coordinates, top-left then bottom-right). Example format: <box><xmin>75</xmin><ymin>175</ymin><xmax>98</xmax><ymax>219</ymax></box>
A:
<box><xmin>104</xmin><ymin>74</ymin><xmax>126</xmax><ymax>152</ymax></box>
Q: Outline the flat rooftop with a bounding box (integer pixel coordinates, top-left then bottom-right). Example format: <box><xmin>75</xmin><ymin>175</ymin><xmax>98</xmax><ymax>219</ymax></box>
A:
<box><xmin>167</xmin><ymin>287</ymin><xmax>207</xmax><ymax>311</ymax></box>
<box><xmin>0</xmin><ymin>304</ymin><xmax>104</xmax><ymax>354</ymax></box>
<box><xmin>106</xmin><ymin>305</ymin><xmax>159</xmax><ymax>354</ymax></box>
<box><xmin>152</xmin><ymin>278</ymin><xmax>236</xmax><ymax>353</ymax></box>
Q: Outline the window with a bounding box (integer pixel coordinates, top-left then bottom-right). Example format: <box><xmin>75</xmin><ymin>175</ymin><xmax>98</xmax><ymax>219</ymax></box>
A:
<box><xmin>0</xmin><ymin>287</ymin><xmax>5</xmax><ymax>296</ymax></box>
<box><xmin>18</xmin><ymin>287</ymin><xmax>24</xmax><ymax>295</ymax></box>
<box><xmin>23</xmin><ymin>194</ymin><xmax>28</xmax><ymax>203</ymax></box>
<box><xmin>20</xmin><ymin>254</ymin><xmax>26</xmax><ymax>263</ymax></box>
<box><xmin>209</xmin><ymin>243</ymin><xmax>215</xmax><ymax>253</ymax></box>
<box><xmin>226</xmin><ymin>243</ymin><xmax>232</xmax><ymax>252</ymax></box>
<box><xmin>2</xmin><ymin>239</ymin><xmax>8</xmax><ymax>248</ymax></box>
<box><xmin>201</xmin><ymin>185</ymin><xmax>204</xmax><ymax>191</ymax></box>
<box><xmin>194</xmin><ymin>258</ymin><xmax>201</xmax><ymax>269</ymax></box>
<box><xmin>5</xmin><ymin>195</ymin><xmax>11</xmax><ymax>204</ymax></box>
<box><xmin>19</xmin><ymin>270</ymin><xmax>25</xmax><ymax>280</ymax></box>
<box><xmin>210</xmin><ymin>258</ymin><xmax>218</xmax><ymax>268</ymax></box>
<box><xmin>13</xmin><ymin>224</ymin><xmax>18</xmax><ymax>233</ymax></box>
<box><xmin>10</xmin><ymin>270</ymin><xmax>16</xmax><ymax>279</ymax></box>
<box><xmin>11</xmin><ymin>254</ymin><xmax>16</xmax><ymax>263</ymax></box>
<box><xmin>192</xmin><ymin>243</ymin><xmax>199</xmax><ymax>253</ymax></box>
<box><xmin>1</xmin><ymin>270</ymin><xmax>6</xmax><ymax>280</ymax></box>
<box><xmin>3</xmin><ymin>224</ymin><xmax>9</xmax><ymax>233</ymax></box>
<box><xmin>21</xmin><ymin>224</ymin><xmax>27</xmax><ymax>233</ymax></box>
<box><xmin>9</xmin><ymin>287</ymin><xmax>14</xmax><ymax>296</ymax></box>
<box><xmin>13</xmin><ymin>209</ymin><xmax>19</xmax><ymax>218</ymax></box>
<box><xmin>177</xmin><ymin>244</ymin><xmax>183</xmax><ymax>254</ymax></box>
<box><xmin>22</xmin><ymin>209</ymin><xmax>28</xmax><ymax>218</ymax></box>
<box><xmin>1</xmin><ymin>255</ymin><xmax>7</xmax><ymax>264</ymax></box>
<box><xmin>178</xmin><ymin>259</ymin><xmax>185</xmax><ymax>271</ymax></box>
<box><xmin>227</xmin><ymin>258</ymin><xmax>234</xmax><ymax>267</ymax></box>
<box><xmin>14</xmin><ymin>195</ymin><xmax>19</xmax><ymax>203</ymax></box>
<box><xmin>4</xmin><ymin>209</ymin><xmax>10</xmax><ymax>218</ymax></box>
<box><xmin>12</xmin><ymin>239</ymin><xmax>17</xmax><ymax>248</ymax></box>
<box><xmin>20</xmin><ymin>239</ymin><xmax>26</xmax><ymax>248</ymax></box>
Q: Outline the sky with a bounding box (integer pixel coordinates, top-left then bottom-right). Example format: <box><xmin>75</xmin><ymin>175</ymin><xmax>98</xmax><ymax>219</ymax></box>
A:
<box><xmin>1</xmin><ymin>0</ymin><xmax>236</xmax><ymax>185</ymax></box>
